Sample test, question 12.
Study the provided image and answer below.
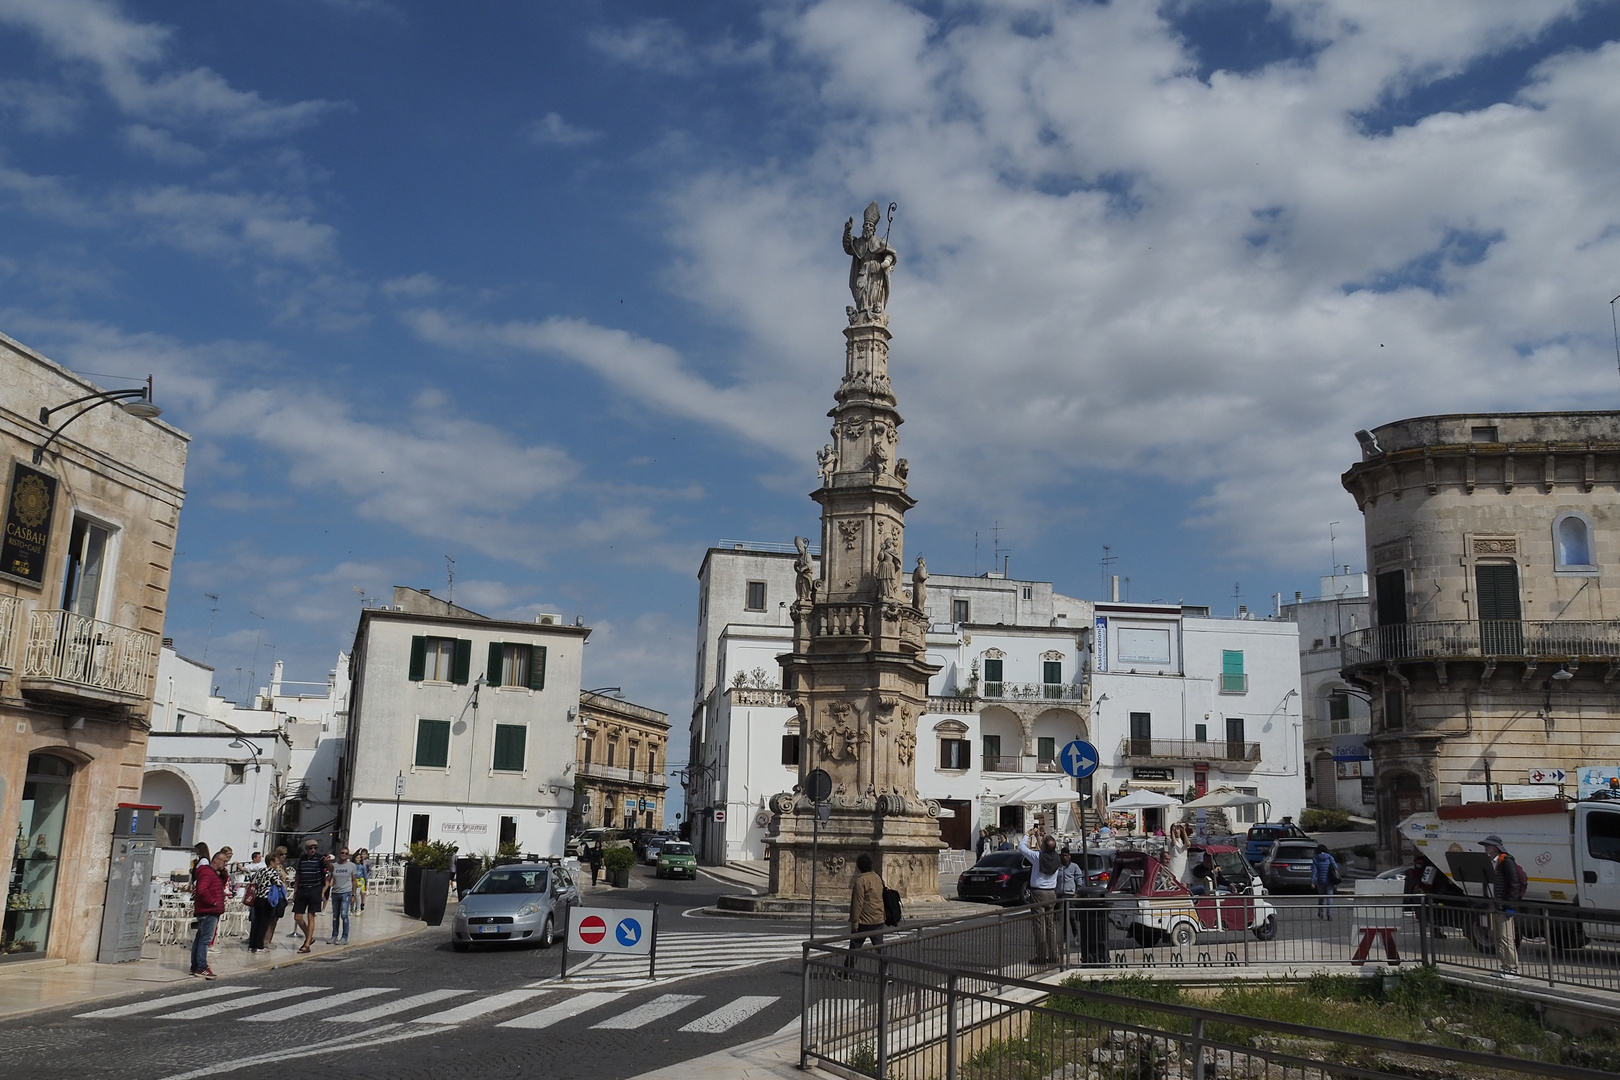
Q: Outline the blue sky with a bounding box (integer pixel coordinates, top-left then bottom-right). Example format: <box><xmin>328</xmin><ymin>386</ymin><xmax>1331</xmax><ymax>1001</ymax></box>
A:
<box><xmin>3</xmin><ymin>1</ymin><xmax>1619</xmax><ymax>768</ymax></box>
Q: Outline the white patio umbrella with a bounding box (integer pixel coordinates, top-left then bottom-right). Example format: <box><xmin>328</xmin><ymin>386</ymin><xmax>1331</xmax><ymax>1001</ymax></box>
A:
<box><xmin>1107</xmin><ymin>789</ymin><xmax>1181</xmax><ymax>810</ymax></box>
<box><xmin>1179</xmin><ymin>787</ymin><xmax>1268</xmax><ymax>811</ymax></box>
<box><xmin>1002</xmin><ymin>781</ymin><xmax>1081</xmax><ymax>806</ymax></box>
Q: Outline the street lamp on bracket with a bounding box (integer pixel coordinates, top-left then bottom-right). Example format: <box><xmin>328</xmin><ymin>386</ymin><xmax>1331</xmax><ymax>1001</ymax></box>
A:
<box><xmin>33</xmin><ymin>375</ymin><xmax>162</xmax><ymax>465</ymax></box>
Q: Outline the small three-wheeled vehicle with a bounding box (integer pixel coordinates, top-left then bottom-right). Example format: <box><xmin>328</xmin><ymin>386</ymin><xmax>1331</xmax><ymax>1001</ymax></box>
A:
<box><xmin>1106</xmin><ymin>844</ymin><xmax>1278</xmax><ymax>949</ymax></box>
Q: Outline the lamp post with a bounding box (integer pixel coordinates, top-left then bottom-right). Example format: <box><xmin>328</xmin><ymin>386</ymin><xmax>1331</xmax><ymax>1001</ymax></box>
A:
<box><xmin>33</xmin><ymin>376</ymin><xmax>162</xmax><ymax>464</ymax></box>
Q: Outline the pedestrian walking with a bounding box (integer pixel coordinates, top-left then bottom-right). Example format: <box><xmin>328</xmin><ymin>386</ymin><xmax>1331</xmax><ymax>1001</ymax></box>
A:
<box><xmin>1311</xmin><ymin>845</ymin><xmax>1340</xmax><ymax>920</ymax></box>
<box><xmin>1055</xmin><ymin>848</ymin><xmax>1084</xmax><ymax>941</ymax></box>
<box><xmin>353</xmin><ymin>849</ymin><xmax>369</xmax><ymax>913</ymax></box>
<box><xmin>845</xmin><ymin>853</ymin><xmax>886</xmax><ymax>970</ymax></box>
<box><xmin>1018</xmin><ymin>828</ymin><xmax>1061</xmax><ymax>967</ymax></box>
<box><xmin>327</xmin><ymin>846</ymin><xmax>358</xmax><ymax>944</ymax></box>
<box><xmin>587</xmin><ymin>841</ymin><xmax>602</xmax><ymax>885</ymax></box>
<box><xmin>191</xmin><ymin>851</ymin><xmax>228</xmax><ymax>978</ymax></box>
<box><xmin>976</xmin><ymin>829</ymin><xmax>991</xmax><ymax>860</ymax></box>
<box><xmin>246</xmin><ymin>852</ymin><xmax>287</xmax><ymax>953</ymax></box>
<box><xmin>291</xmin><ymin>839</ymin><xmax>329</xmax><ymax>953</ymax></box>
<box><xmin>1481</xmin><ymin>834</ymin><xmax>1522</xmax><ymax>979</ymax></box>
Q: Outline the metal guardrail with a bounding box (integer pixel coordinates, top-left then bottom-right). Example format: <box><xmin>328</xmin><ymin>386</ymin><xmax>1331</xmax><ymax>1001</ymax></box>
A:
<box><xmin>802</xmin><ymin>895</ymin><xmax>1618</xmax><ymax>1080</ymax></box>
<box><xmin>1342</xmin><ymin>619</ymin><xmax>1620</xmax><ymax>666</ymax></box>
<box><xmin>981</xmin><ymin>682</ymin><xmax>1088</xmax><ymax>703</ymax></box>
<box><xmin>21</xmin><ymin>608</ymin><xmax>156</xmax><ymax>698</ymax></box>
<box><xmin>1118</xmin><ymin>737</ymin><xmax>1260</xmax><ymax>764</ymax></box>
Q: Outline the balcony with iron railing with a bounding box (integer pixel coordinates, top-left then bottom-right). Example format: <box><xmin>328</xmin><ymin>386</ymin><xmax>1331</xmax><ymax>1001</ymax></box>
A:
<box><xmin>21</xmin><ymin>608</ymin><xmax>157</xmax><ymax>707</ymax></box>
<box><xmin>0</xmin><ymin>595</ymin><xmax>20</xmax><ymax>672</ymax></box>
<box><xmin>578</xmin><ymin>760</ymin><xmax>668</xmax><ymax>788</ymax></box>
<box><xmin>1341</xmin><ymin>620</ymin><xmax>1620</xmax><ymax>668</ymax></box>
<box><xmin>981</xmin><ymin>754</ymin><xmax>1063</xmax><ymax>774</ymax></box>
<box><xmin>980</xmin><ymin>681</ymin><xmax>1087</xmax><ymax>703</ymax></box>
<box><xmin>1117</xmin><ymin>736</ymin><xmax>1260</xmax><ymax>766</ymax></box>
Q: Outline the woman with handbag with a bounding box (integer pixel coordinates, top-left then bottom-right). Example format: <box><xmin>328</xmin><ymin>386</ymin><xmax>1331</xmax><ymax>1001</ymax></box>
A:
<box><xmin>246</xmin><ymin>851</ymin><xmax>287</xmax><ymax>953</ymax></box>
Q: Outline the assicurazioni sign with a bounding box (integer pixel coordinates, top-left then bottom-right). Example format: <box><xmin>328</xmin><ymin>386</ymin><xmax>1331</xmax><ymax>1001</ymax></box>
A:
<box><xmin>1</xmin><ymin>461</ymin><xmax>57</xmax><ymax>587</ymax></box>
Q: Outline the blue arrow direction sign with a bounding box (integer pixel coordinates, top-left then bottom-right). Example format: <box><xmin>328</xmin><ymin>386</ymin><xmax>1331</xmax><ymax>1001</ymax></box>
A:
<box><xmin>1060</xmin><ymin>739</ymin><xmax>1099</xmax><ymax>779</ymax></box>
<box><xmin>615</xmin><ymin>917</ymin><xmax>643</xmax><ymax>948</ymax></box>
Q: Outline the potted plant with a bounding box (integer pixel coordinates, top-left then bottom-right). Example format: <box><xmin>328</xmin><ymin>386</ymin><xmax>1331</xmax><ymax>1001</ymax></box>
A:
<box><xmin>406</xmin><ymin>840</ymin><xmax>458</xmax><ymax>924</ymax></box>
<box><xmin>603</xmin><ymin>844</ymin><xmax>635</xmax><ymax>888</ymax></box>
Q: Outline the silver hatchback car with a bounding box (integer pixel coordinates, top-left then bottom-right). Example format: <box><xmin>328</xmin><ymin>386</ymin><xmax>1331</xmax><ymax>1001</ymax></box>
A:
<box><xmin>451</xmin><ymin>863</ymin><xmax>580</xmax><ymax>952</ymax></box>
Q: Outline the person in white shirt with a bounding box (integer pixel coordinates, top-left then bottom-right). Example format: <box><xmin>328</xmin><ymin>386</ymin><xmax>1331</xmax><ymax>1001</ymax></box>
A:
<box><xmin>1017</xmin><ymin>829</ymin><xmax>1062</xmax><ymax>966</ymax></box>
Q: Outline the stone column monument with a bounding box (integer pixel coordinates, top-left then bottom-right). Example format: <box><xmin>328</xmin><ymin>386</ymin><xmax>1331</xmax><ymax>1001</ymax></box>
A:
<box><xmin>765</xmin><ymin>202</ymin><xmax>943</xmax><ymax>901</ymax></box>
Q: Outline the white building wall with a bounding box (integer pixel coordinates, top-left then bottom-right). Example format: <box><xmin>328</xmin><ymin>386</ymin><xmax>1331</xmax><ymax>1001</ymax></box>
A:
<box><xmin>344</xmin><ymin>610</ymin><xmax>585</xmax><ymax>858</ymax></box>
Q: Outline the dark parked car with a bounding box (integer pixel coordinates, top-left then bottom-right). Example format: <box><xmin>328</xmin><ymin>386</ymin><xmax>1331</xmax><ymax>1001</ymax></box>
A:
<box><xmin>956</xmin><ymin>851</ymin><xmax>1031</xmax><ymax>904</ymax></box>
<box><xmin>1243</xmin><ymin>822</ymin><xmax>1309</xmax><ymax>865</ymax></box>
<box><xmin>1260</xmin><ymin>840</ymin><xmax>1320</xmax><ymax>893</ymax></box>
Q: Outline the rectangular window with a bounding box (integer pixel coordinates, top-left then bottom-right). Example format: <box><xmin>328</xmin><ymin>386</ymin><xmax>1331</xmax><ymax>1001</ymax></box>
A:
<box><xmin>1043</xmin><ymin>660</ymin><xmax>1062</xmax><ymax>686</ymax></box>
<box><xmin>1225</xmin><ymin>717</ymin><xmax>1246</xmax><ymax>760</ymax></box>
<box><xmin>1129</xmin><ymin>712</ymin><xmax>1152</xmax><ymax>755</ymax></box>
<box><xmin>499</xmin><ymin>816</ymin><xmax>517</xmax><ymax>846</ymax></box>
<box><xmin>952</xmin><ymin>598</ymin><xmax>970</xmax><ymax>624</ymax></box>
<box><xmin>583</xmin><ymin>736</ymin><xmax>593</xmax><ymax>764</ymax></box>
<box><xmin>1194</xmin><ymin>723</ymin><xmax>1207</xmax><ymax>742</ymax></box>
<box><xmin>225</xmin><ymin>763</ymin><xmax>246</xmax><ymax>784</ymax></box>
<box><xmin>1022</xmin><ymin>586</ymin><xmax>1033</xmax><ymax>600</ymax></box>
<box><xmin>486</xmin><ymin>642</ymin><xmax>546</xmax><ymax>689</ymax></box>
<box><xmin>1328</xmin><ymin>690</ymin><xmax>1351</xmax><ymax>722</ymax></box>
<box><xmin>61</xmin><ymin>516</ymin><xmax>113</xmax><ymax>619</ymax></box>
<box><xmin>155</xmin><ymin>813</ymin><xmax>185</xmax><ymax>847</ymax></box>
<box><xmin>939</xmin><ymin>739</ymin><xmax>970</xmax><ymax>770</ymax></box>
<box><xmin>982</xmin><ymin>658</ymin><xmax>1003</xmax><ymax>696</ymax></box>
<box><xmin>1234</xmin><ymin>787</ymin><xmax>1259</xmax><ymax>824</ymax></box>
<box><xmin>647</xmin><ymin>749</ymin><xmax>657</xmax><ymax>776</ymax></box>
<box><xmin>982</xmin><ymin>734</ymin><xmax>1001</xmax><ymax>767</ymax></box>
<box><xmin>1375</xmin><ymin>570</ymin><xmax>1407</xmax><ymax>626</ymax></box>
<box><xmin>1117</xmin><ymin>627</ymin><xmax>1172</xmax><ymax>664</ymax></box>
<box><xmin>607</xmin><ymin>741</ymin><xmax>617</xmax><ymax>767</ymax></box>
<box><xmin>627</xmin><ymin>745</ymin><xmax>638</xmax><ymax>772</ymax></box>
<box><xmin>410</xmin><ymin>636</ymin><xmax>470</xmax><ymax>683</ymax></box>
<box><xmin>1220</xmin><ymin>650</ymin><xmax>1247</xmax><ymax>693</ymax></box>
<box><xmin>1475</xmin><ymin>563</ymin><xmax>1524</xmax><ymax>653</ymax></box>
<box><xmin>410</xmin><ymin>814</ymin><xmax>430</xmax><ymax>844</ymax></box>
<box><xmin>746</xmin><ymin>581</ymin><xmax>767</xmax><ymax>611</ymax></box>
<box><xmin>781</xmin><ymin>734</ymin><xmax>801</xmax><ymax>766</ymax></box>
<box><xmin>1384</xmin><ymin>686</ymin><xmax>1405</xmax><ymax>732</ymax></box>
<box><xmin>414</xmin><ymin>718</ymin><xmax>451</xmax><ymax>768</ymax></box>
<box><xmin>493</xmin><ymin>724</ymin><xmax>526</xmax><ymax>771</ymax></box>
<box><xmin>1037</xmin><ymin>737</ymin><xmax>1056</xmax><ymax>764</ymax></box>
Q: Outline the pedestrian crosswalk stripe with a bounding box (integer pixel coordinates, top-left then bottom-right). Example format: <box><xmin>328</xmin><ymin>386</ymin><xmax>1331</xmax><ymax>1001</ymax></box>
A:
<box><xmin>591</xmin><ymin>993</ymin><xmax>702</xmax><ymax>1030</ymax></box>
<box><xmin>77</xmin><ymin>984</ymin><xmax>257</xmax><ymax>1019</ymax></box>
<box><xmin>243</xmin><ymin>986</ymin><xmax>397</xmax><ymax>1022</ymax></box>
<box><xmin>411</xmin><ymin>988</ymin><xmax>553</xmax><ymax>1025</ymax></box>
<box><xmin>498</xmin><ymin>991</ymin><xmax>625</xmax><ymax>1030</ymax></box>
<box><xmin>677</xmin><ymin>995</ymin><xmax>779</xmax><ymax>1034</ymax></box>
<box><xmin>165</xmin><ymin>987</ymin><xmax>330</xmax><ymax>1021</ymax></box>
<box><xmin>325</xmin><ymin>989</ymin><xmax>472</xmax><ymax>1023</ymax></box>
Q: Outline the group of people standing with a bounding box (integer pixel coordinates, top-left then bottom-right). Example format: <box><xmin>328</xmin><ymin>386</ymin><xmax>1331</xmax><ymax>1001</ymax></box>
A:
<box><xmin>187</xmin><ymin>840</ymin><xmax>371</xmax><ymax>979</ymax></box>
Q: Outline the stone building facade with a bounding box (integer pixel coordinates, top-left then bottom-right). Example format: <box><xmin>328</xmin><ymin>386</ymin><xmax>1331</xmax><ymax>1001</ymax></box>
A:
<box><xmin>575</xmin><ymin>690</ymin><xmax>668</xmax><ymax>831</ymax></box>
<box><xmin>1340</xmin><ymin>411</ymin><xmax>1620</xmax><ymax>863</ymax></box>
<box><xmin>0</xmin><ymin>332</ymin><xmax>188</xmax><ymax>963</ymax></box>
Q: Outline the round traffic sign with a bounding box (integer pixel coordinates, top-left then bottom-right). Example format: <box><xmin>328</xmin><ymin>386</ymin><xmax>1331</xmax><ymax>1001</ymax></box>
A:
<box><xmin>1059</xmin><ymin>739</ymin><xmax>1100</xmax><ymax>779</ymax></box>
<box><xmin>615</xmin><ymin>918</ymin><xmax>642</xmax><ymax>947</ymax></box>
<box><xmin>805</xmin><ymin>768</ymin><xmax>833</xmax><ymax>803</ymax></box>
<box><xmin>578</xmin><ymin>914</ymin><xmax>607</xmax><ymax>944</ymax></box>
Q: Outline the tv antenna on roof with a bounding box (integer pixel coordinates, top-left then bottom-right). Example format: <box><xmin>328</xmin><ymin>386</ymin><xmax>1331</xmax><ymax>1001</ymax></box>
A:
<box><xmin>202</xmin><ymin>594</ymin><xmax>219</xmax><ymax>660</ymax></box>
<box><xmin>445</xmin><ymin>555</ymin><xmax>455</xmax><ymax>605</ymax></box>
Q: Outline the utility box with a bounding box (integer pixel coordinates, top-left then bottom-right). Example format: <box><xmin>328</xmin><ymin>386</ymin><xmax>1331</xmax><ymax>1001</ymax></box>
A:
<box><xmin>97</xmin><ymin>803</ymin><xmax>160</xmax><ymax>963</ymax></box>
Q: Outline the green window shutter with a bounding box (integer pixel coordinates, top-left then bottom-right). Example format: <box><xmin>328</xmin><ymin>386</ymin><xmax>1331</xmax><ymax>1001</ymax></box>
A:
<box><xmin>983</xmin><ymin>658</ymin><xmax>1002</xmax><ymax>683</ymax></box>
<box><xmin>493</xmin><ymin>724</ymin><xmax>526</xmax><ymax>771</ymax></box>
<box><xmin>487</xmin><ymin>641</ymin><xmax>504</xmax><ymax>687</ymax></box>
<box><xmin>415</xmin><ymin>719</ymin><xmax>451</xmax><ymax>768</ymax></box>
<box><xmin>408</xmin><ymin>636</ymin><xmax>427</xmax><ymax>682</ymax></box>
<box><xmin>1222</xmin><ymin>650</ymin><xmax>1244</xmax><ymax>675</ymax></box>
<box><xmin>451</xmin><ymin>639</ymin><xmax>472</xmax><ymax>685</ymax></box>
<box><xmin>529</xmin><ymin>645</ymin><xmax>546</xmax><ymax>690</ymax></box>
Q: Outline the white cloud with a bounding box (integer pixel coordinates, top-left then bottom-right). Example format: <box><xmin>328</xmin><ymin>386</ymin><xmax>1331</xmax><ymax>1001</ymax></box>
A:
<box><xmin>602</xmin><ymin>0</ymin><xmax>1620</xmax><ymax>569</ymax></box>
<box><xmin>526</xmin><ymin>112</ymin><xmax>600</xmax><ymax>147</ymax></box>
<box><xmin>0</xmin><ymin>0</ymin><xmax>335</xmax><ymax>137</ymax></box>
<box><xmin>122</xmin><ymin>123</ymin><xmax>205</xmax><ymax>164</ymax></box>
<box><xmin>0</xmin><ymin>77</ymin><xmax>81</xmax><ymax>132</ymax></box>
<box><xmin>124</xmin><ymin>186</ymin><xmax>337</xmax><ymax>265</ymax></box>
<box><xmin>588</xmin><ymin>18</ymin><xmax>769</xmax><ymax>76</ymax></box>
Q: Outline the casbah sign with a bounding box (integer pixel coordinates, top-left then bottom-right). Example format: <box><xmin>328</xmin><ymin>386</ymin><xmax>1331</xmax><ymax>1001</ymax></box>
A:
<box><xmin>0</xmin><ymin>461</ymin><xmax>57</xmax><ymax>588</ymax></box>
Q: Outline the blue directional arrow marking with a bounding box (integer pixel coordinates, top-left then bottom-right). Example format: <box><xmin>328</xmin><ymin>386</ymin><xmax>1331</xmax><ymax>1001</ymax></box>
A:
<box><xmin>615</xmin><ymin>918</ymin><xmax>642</xmax><ymax>947</ymax></box>
<box><xmin>1060</xmin><ymin>739</ymin><xmax>1099</xmax><ymax>779</ymax></box>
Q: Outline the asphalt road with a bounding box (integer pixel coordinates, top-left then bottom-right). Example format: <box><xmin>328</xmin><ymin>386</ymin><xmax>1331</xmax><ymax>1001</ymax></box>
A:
<box><xmin>4</xmin><ymin>866</ymin><xmax>809</xmax><ymax>1080</ymax></box>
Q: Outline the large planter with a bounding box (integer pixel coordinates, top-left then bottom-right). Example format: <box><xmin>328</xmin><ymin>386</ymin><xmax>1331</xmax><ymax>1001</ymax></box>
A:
<box><xmin>420</xmin><ymin>869</ymin><xmax>453</xmax><ymax>925</ymax></box>
<box><xmin>402</xmin><ymin>864</ymin><xmax>423</xmax><ymax>919</ymax></box>
<box><xmin>611</xmin><ymin>868</ymin><xmax>630</xmax><ymax>888</ymax></box>
<box><xmin>454</xmin><ymin>856</ymin><xmax>483</xmax><ymax>898</ymax></box>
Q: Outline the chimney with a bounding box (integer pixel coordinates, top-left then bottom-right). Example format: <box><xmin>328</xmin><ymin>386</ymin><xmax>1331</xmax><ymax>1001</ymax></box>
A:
<box><xmin>1111</xmin><ymin>575</ymin><xmax>1120</xmax><ymax>602</ymax></box>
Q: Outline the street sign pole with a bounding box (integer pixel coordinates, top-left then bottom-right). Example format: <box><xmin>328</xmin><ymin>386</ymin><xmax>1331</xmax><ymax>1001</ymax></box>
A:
<box><xmin>1060</xmin><ymin>740</ymin><xmax>1100</xmax><ymax>886</ymax></box>
<box><xmin>810</xmin><ymin>808</ymin><xmax>819</xmax><ymax>940</ymax></box>
<box><xmin>561</xmin><ymin>908</ymin><xmax>571</xmax><ymax>979</ymax></box>
<box><xmin>804</xmin><ymin>769</ymin><xmax>834</xmax><ymax>940</ymax></box>
<box><xmin>648</xmin><ymin>902</ymin><xmax>660</xmax><ymax>980</ymax></box>
<box><xmin>392</xmin><ymin>771</ymin><xmax>404</xmax><ymax>854</ymax></box>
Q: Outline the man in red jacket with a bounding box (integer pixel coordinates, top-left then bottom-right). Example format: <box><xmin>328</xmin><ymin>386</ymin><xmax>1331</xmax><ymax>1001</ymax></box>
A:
<box><xmin>191</xmin><ymin>851</ymin><xmax>228</xmax><ymax>979</ymax></box>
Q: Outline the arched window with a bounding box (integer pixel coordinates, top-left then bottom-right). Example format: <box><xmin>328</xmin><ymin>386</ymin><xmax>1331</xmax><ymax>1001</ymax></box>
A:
<box><xmin>1554</xmin><ymin>512</ymin><xmax>1597</xmax><ymax>573</ymax></box>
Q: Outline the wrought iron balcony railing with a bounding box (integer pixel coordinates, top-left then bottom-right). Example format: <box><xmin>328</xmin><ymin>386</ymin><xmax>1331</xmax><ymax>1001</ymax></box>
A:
<box><xmin>578</xmin><ymin>761</ymin><xmax>668</xmax><ymax>788</ymax></box>
<box><xmin>1118</xmin><ymin>736</ymin><xmax>1260</xmax><ymax>764</ymax></box>
<box><xmin>22</xmin><ymin>608</ymin><xmax>157</xmax><ymax>703</ymax></box>
<box><xmin>0</xmin><ymin>595</ymin><xmax>19</xmax><ymax>671</ymax></box>
<box><xmin>982</xmin><ymin>754</ymin><xmax>1024</xmax><ymax>773</ymax></box>
<box><xmin>1341</xmin><ymin>619</ymin><xmax>1620</xmax><ymax>667</ymax></box>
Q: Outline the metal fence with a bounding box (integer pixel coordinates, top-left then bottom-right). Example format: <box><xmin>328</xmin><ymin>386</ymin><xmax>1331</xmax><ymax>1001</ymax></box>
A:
<box><xmin>800</xmin><ymin>892</ymin><xmax>1620</xmax><ymax>1080</ymax></box>
<box><xmin>801</xmin><ymin>940</ymin><xmax>1610</xmax><ymax>1080</ymax></box>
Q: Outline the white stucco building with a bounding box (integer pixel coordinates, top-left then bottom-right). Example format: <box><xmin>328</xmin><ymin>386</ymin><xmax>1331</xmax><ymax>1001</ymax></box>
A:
<box><xmin>341</xmin><ymin>587</ymin><xmax>586</xmax><ymax>858</ymax></box>
<box><xmin>1281</xmin><ymin>574</ymin><xmax>1374</xmax><ymax>815</ymax></box>
<box><xmin>686</xmin><ymin>544</ymin><xmax>1307</xmax><ymax>863</ymax></box>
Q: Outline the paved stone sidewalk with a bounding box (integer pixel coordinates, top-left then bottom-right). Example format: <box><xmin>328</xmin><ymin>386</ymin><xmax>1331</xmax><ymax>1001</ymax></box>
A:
<box><xmin>0</xmin><ymin>896</ymin><xmax>428</xmax><ymax>1020</ymax></box>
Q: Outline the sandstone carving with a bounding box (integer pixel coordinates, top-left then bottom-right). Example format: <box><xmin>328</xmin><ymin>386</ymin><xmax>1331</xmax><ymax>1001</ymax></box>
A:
<box><xmin>842</xmin><ymin>200</ymin><xmax>897</xmax><ymax>321</ymax></box>
<box><xmin>794</xmin><ymin>536</ymin><xmax>815</xmax><ymax>602</ymax></box>
<box><xmin>877</xmin><ymin>534</ymin><xmax>902</xmax><ymax>599</ymax></box>
<box><xmin>838</xmin><ymin>519</ymin><xmax>862</xmax><ymax>551</ymax></box>
<box><xmin>817</xmin><ymin>444</ymin><xmax>838</xmax><ymax>484</ymax></box>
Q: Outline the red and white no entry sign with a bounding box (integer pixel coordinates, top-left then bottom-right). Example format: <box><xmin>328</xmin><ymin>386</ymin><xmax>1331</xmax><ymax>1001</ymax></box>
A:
<box><xmin>568</xmin><ymin>906</ymin><xmax>655</xmax><ymax>957</ymax></box>
<box><xmin>577</xmin><ymin>915</ymin><xmax>607</xmax><ymax>944</ymax></box>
